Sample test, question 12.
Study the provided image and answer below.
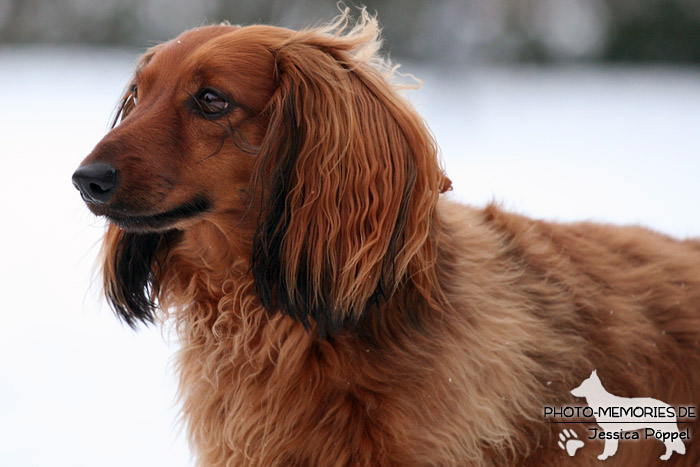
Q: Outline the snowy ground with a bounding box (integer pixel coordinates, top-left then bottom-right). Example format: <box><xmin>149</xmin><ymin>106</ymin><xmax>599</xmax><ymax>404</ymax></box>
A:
<box><xmin>0</xmin><ymin>47</ymin><xmax>698</xmax><ymax>467</ymax></box>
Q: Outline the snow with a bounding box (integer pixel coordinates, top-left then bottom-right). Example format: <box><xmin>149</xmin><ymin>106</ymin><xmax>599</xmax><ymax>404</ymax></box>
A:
<box><xmin>412</xmin><ymin>65</ymin><xmax>700</xmax><ymax>237</ymax></box>
<box><xmin>0</xmin><ymin>46</ymin><xmax>698</xmax><ymax>466</ymax></box>
<box><xmin>0</xmin><ymin>47</ymin><xmax>190</xmax><ymax>467</ymax></box>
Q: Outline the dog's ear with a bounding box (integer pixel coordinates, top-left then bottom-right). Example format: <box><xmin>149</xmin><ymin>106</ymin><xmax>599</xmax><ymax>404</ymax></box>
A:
<box><xmin>250</xmin><ymin>16</ymin><xmax>451</xmax><ymax>337</ymax></box>
<box><xmin>102</xmin><ymin>225</ymin><xmax>168</xmax><ymax>328</ymax></box>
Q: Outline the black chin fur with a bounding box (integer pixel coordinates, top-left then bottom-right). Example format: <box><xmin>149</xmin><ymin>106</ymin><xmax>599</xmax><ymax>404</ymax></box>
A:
<box><xmin>106</xmin><ymin>231</ymin><xmax>170</xmax><ymax>328</ymax></box>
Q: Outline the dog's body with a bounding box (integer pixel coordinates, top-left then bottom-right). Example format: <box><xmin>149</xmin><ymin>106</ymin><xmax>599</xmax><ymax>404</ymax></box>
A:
<box><xmin>73</xmin><ymin>13</ymin><xmax>700</xmax><ymax>466</ymax></box>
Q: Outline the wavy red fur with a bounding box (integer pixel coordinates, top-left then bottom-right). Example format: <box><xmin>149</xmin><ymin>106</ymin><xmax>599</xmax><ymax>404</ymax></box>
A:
<box><xmin>74</xmin><ymin>11</ymin><xmax>700</xmax><ymax>467</ymax></box>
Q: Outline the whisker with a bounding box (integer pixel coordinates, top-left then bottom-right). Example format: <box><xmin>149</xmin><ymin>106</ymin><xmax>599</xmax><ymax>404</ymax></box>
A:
<box><xmin>197</xmin><ymin>136</ymin><xmax>226</xmax><ymax>163</ymax></box>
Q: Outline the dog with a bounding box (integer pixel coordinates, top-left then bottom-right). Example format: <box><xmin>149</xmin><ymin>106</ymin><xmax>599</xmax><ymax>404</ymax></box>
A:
<box><xmin>72</xmin><ymin>11</ymin><xmax>700</xmax><ymax>466</ymax></box>
<box><xmin>571</xmin><ymin>370</ymin><xmax>687</xmax><ymax>461</ymax></box>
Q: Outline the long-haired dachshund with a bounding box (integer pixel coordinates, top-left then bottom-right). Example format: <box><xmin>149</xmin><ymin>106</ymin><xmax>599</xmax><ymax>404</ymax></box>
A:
<box><xmin>73</xmin><ymin>12</ymin><xmax>700</xmax><ymax>466</ymax></box>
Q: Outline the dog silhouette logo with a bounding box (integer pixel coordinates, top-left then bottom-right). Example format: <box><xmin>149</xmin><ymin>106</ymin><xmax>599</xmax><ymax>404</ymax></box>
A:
<box><xmin>570</xmin><ymin>370</ymin><xmax>687</xmax><ymax>461</ymax></box>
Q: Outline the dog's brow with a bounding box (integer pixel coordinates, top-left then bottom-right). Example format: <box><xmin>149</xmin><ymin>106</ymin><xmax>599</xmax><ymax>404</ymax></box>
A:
<box><xmin>134</xmin><ymin>53</ymin><xmax>157</xmax><ymax>82</ymax></box>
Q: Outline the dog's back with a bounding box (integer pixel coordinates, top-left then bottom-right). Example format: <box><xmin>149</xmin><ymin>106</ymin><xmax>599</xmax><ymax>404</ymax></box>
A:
<box><xmin>435</xmin><ymin>200</ymin><xmax>700</xmax><ymax>465</ymax></box>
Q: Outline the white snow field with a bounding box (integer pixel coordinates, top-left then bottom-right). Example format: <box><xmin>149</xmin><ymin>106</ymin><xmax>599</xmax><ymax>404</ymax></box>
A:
<box><xmin>0</xmin><ymin>47</ymin><xmax>698</xmax><ymax>466</ymax></box>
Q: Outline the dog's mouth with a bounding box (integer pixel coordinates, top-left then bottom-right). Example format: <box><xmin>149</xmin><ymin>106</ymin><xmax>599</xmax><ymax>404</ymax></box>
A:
<box><xmin>96</xmin><ymin>196</ymin><xmax>211</xmax><ymax>232</ymax></box>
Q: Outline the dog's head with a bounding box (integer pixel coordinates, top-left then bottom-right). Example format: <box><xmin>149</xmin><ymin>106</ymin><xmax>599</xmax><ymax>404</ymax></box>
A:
<box><xmin>73</xmin><ymin>13</ymin><xmax>451</xmax><ymax>336</ymax></box>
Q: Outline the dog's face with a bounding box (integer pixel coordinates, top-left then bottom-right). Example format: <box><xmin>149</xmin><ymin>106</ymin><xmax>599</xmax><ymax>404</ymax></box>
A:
<box><xmin>73</xmin><ymin>21</ymin><xmax>451</xmax><ymax>335</ymax></box>
<box><xmin>73</xmin><ymin>25</ymin><xmax>278</xmax><ymax>233</ymax></box>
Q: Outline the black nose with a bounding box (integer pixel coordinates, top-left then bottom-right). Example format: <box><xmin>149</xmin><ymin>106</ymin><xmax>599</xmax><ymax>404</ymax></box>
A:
<box><xmin>72</xmin><ymin>162</ymin><xmax>119</xmax><ymax>204</ymax></box>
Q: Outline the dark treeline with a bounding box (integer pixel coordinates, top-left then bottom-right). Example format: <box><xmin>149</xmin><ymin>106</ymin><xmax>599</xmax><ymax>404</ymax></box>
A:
<box><xmin>1</xmin><ymin>0</ymin><xmax>698</xmax><ymax>63</ymax></box>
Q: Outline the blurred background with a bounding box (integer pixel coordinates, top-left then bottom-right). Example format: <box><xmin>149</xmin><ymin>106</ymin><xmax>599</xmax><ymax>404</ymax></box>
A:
<box><xmin>1</xmin><ymin>1</ymin><xmax>699</xmax><ymax>466</ymax></box>
<box><xmin>3</xmin><ymin>0</ymin><xmax>700</xmax><ymax>63</ymax></box>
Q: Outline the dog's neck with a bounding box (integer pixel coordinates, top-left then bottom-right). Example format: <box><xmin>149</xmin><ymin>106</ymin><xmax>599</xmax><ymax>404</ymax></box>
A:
<box><xmin>160</xmin><ymin>217</ymin><xmax>437</xmax><ymax>337</ymax></box>
<box><xmin>153</xmin><ymin>212</ymin><xmax>542</xmax><ymax>464</ymax></box>
<box><xmin>158</xmin><ymin>219</ymin><xmax>434</xmax><ymax>463</ymax></box>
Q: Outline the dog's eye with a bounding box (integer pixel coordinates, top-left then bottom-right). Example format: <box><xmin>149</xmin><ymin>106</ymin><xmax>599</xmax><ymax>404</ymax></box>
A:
<box><xmin>131</xmin><ymin>84</ymin><xmax>138</xmax><ymax>105</ymax></box>
<box><xmin>196</xmin><ymin>90</ymin><xmax>229</xmax><ymax>116</ymax></box>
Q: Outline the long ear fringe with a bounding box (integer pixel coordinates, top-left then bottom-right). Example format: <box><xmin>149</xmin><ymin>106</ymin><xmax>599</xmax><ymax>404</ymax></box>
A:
<box><xmin>102</xmin><ymin>225</ymin><xmax>167</xmax><ymax>328</ymax></box>
<box><xmin>251</xmin><ymin>10</ymin><xmax>451</xmax><ymax>338</ymax></box>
